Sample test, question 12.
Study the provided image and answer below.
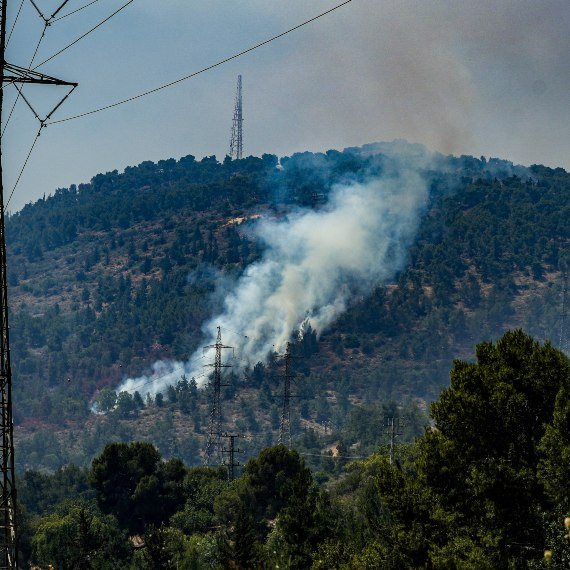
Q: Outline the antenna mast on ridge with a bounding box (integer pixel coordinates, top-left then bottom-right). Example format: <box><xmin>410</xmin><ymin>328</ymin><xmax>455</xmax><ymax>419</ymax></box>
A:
<box><xmin>229</xmin><ymin>74</ymin><xmax>243</xmax><ymax>160</ymax></box>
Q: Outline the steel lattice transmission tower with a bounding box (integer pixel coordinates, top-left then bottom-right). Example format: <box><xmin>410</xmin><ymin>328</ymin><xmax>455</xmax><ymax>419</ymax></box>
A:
<box><xmin>384</xmin><ymin>416</ymin><xmax>405</xmax><ymax>465</ymax></box>
<box><xmin>0</xmin><ymin>2</ymin><xmax>77</xmax><ymax>566</ymax></box>
<box><xmin>221</xmin><ymin>432</ymin><xmax>242</xmax><ymax>481</ymax></box>
<box><xmin>560</xmin><ymin>271</ymin><xmax>568</xmax><ymax>353</ymax></box>
<box><xmin>204</xmin><ymin>327</ymin><xmax>232</xmax><ymax>465</ymax></box>
<box><xmin>278</xmin><ymin>343</ymin><xmax>293</xmax><ymax>448</ymax></box>
<box><xmin>229</xmin><ymin>74</ymin><xmax>243</xmax><ymax>160</ymax></box>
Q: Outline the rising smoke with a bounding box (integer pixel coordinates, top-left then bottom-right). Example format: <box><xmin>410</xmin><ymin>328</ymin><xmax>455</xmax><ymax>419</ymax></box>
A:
<box><xmin>118</xmin><ymin>168</ymin><xmax>428</xmax><ymax>396</ymax></box>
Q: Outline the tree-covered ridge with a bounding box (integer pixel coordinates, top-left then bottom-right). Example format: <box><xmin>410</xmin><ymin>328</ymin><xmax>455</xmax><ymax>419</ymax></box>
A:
<box><xmin>18</xmin><ymin>332</ymin><xmax>570</xmax><ymax>569</ymax></box>
<box><xmin>5</xmin><ymin>142</ymin><xmax>569</xmax><ymax>473</ymax></box>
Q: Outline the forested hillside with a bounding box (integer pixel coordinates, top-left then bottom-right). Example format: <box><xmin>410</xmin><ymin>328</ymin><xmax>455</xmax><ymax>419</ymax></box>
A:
<box><xmin>6</xmin><ymin>141</ymin><xmax>569</xmax><ymax>471</ymax></box>
<box><xmin>18</xmin><ymin>332</ymin><xmax>570</xmax><ymax>568</ymax></box>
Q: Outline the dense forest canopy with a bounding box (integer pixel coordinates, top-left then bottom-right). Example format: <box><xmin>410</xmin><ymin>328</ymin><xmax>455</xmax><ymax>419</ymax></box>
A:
<box><xmin>4</xmin><ymin>141</ymin><xmax>568</xmax><ymax>474</ymax></box>
<box><xmin>18</xmin><ymin>331</ymin><xmax>570</xmax><ymax>568</ymax></box>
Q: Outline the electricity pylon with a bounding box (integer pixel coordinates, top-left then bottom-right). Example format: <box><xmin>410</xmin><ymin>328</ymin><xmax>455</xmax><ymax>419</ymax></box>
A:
<box><xmin>384</xmin><ymin>416</ymin><xmax>405</xmax><ymax>465</ymax></box>
<box><xmin>204</xmin><ymin>327</ymin><xmax>232</xmax><ymax>465</ymax></box>
<box><xmin>278</xmin><ymin>343</ymin><xmax>294</xmax><ymax>448</ymax></box>
<box><xmin>229</xmin><ymin>74</ymin><xmax>243</xmax><ymax>159</ymax></box>
<box><xmin>221</xmin><ymin>432</ymin><xmax>242</xmax><ymax>481</ymax></box>
<box><xmin>560</xmin><ymin>271</ymin><xmax>568</xmax><ymax>353</ymax></box>
<box><xmin>0</xmin><ymin>3</ymin><xmax>77</xmax><ymax>566</ymax></box>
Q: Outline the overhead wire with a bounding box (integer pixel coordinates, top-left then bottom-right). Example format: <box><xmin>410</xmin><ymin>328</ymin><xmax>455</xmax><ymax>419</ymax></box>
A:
<box><xmin>4</xmin><ymin>83</ymin><xmax>77</xmax><ymax>212</ymax></box>
<box><xmin>298</xmin><ymin>452</ymin><xmax>370</xmax><ymax>460</ymax></box>
<box><xmin>2</xmin><ymin>1</ymin><xmax>55</xmax><ymax>209</ymax></box>
<box><xmin>48</xmin><ymin>0</ymin><xmax>74</xmax><ymax>21</ymax></box>
<box><xmin>28</xmin><ymin>0</ymin><xmax>47</xmax><ymax>21</ymax></box>
<box><xmin>2</xmin><ymin>24</ymin><xmax>47</xmax><ymax>137</ymax></box>
<box><xmin>51</xmin><ymin>0</ymin><xmax>101</xmax><ymax>23</ymax></box>
<box><xmin>123</xmin><ymin>369</ymin><xmax>208</xmax><ymax>396</ymax></box>
<box><xmin>34</xmin><ymin>0</ymin><xmax>136</xmax><ymax>69</ymax></box>
<box><xmin>5</xmin><ymin>0</ymin><xmax>25</xmax><ymax>48</ymax></box>
<box><xmin>219</xmin><ymin>325</ymin><xmax>249</xmax><ymax>339</ymax></box>
<box><xmin>113</xmin><ymin>352</ymin><xmax>213</xmax><ymax>395</ymax></box>
<box><xmin>47</xmin><ymin>0</ymin><xmax>354</xmax><ymax>125</ymax></box>
<box><xmin>4</xmin><ymin>0</ymin><xmax>354</xmax><ymax>211</ymax></box>
<box><xmin>2</xmin><ymin>0</ymin><xmax>352</xmax><ymax>209</ymax></box>
<box><xmin>3</xmin><ymin>0</ymin><xmax>111</xmax><ymax>205</ymax></box>
<box><xmin>5</xmin><ymin>126</ymin><xmax>43</xmax><ymax>210</ymax></box>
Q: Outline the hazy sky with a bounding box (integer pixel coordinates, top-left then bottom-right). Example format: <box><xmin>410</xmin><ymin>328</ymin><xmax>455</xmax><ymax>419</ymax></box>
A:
<box><xmin>3</xmin><ymin>0</ymin><xmax>569</xmax><ymax>211</ymax></box>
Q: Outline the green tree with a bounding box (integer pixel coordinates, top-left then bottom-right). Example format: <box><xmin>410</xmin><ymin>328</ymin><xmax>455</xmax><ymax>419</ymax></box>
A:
<box><xmin>323</xmin><ymin>331</ymin><xmax>570</xmax><ymax>569</ymax></box>
<box><xmin>241</xmin><ymin>445</ymin><xmax>313</xmax><ymax>523</ymax></box>
<box><xmin>96</xmin><ymin>388</ymin><xmax>117</xmax><ymax>413</ymax></box>
<box><xmin>419</xmin><ymin>330</ymin><xmax>570</xmax><ymax>566</ymax></box>
<box><xmin>170</xmin><ymin>466</ymin><xmax>226</xmax><ymax>535</ymax></box>
<box><xmin>214</xmin><ymin>445</ymin><xmax>315</xmax><ymax>567</ymax></box>
<box><xmin>115</xmin><ymin>391</ymin><xmax>136</xmax><ymax>419</ymax></box>
<box><xmin>138</xmin><ymin>525</ymin><xmax>185</xmax><ymax>570</ymax></box>
<box><xmin>31</xmin><ymin>501</ymin><xmax>131</xmax><ymax>570</ymax></box>
<box><xmin>90</xmin><ymin>442</ymin><xmax>186</xmax><ymax>534</ymax></box>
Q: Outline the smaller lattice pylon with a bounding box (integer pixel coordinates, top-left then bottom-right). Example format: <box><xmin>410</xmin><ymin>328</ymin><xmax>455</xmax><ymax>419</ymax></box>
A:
<box><xmin>384</xmin><ymin>416</ymin><xmax>406</xmax><ymax>465</ymax></box>
<box><xmin>204</xmin><ymin>327</ymin><xmax>233</xmax><ymax>466</ymax></box>
<box><xmin>277</xmin><ymin>342</ymin><xmax>304</xmax><ymax>449</ymax></box>
<box><xmin>221</xmin><ymin>432</ymin><xmax>243</xmax><ymax>481</ymax></box>
<box><xmin>559</xmin><ymin>270</ymin><xmax>568</xmax><ymax>353</ymax></box>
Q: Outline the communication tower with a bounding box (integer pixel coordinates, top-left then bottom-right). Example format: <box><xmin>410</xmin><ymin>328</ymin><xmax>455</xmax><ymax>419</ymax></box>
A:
<box><xmin>229</xmin><ymin>75</ymin><xmax>243</xmax><ymax>160</ymax></box>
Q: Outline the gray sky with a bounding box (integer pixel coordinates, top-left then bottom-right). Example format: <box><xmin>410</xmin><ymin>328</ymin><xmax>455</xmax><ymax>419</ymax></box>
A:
<box><xmin>3</xmin><ymin>0</ymin><xmax>569</xmax><ymax>211</ymax></box>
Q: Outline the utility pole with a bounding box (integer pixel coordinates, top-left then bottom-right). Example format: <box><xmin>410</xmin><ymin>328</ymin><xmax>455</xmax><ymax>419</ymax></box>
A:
<box><xmin>384</xmin><ymin>416</ymin><xmax>405</xmax><ymax>465</ymax></box>
<box><xmin>278</xmin><ymin>343</ymin><xmax>293</xmax><ymax>448</ymax></box>
<box><xmin>229</xmin><ymin>74</ymin><xmax>243</xmax><ymax>160</ymax></box>
<box><xmin>0</xmin><ymin>3</ymin><xmax>77</xmax><ymax>566</ymax></box>
<box><xmin>204</xmin><ymin>327</ymin><xmax>232</xmax><ymax>466</ymax></box>
<box><xmin>560</xmin><ymin>271</ymin><xmax>568</xmax><ymax>353</ymax></box>
<box><xmin>221</xmin><ymin>432</ymin><xmax>242</xmax><ymax>481</ymax></box>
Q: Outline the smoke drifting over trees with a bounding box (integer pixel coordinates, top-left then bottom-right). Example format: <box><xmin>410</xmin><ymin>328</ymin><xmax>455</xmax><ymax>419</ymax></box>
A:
<box><xmin>120</xmin><ymin>168</ymin><xmax>428</xmax><ymax>395</ymax></box>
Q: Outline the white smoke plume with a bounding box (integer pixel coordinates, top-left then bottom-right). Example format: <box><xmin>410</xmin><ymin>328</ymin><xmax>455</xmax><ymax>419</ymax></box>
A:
<box><xmin>118</xmin><ymin>168</ymin><xmax>428</xmax><ymax>396</ymax></box>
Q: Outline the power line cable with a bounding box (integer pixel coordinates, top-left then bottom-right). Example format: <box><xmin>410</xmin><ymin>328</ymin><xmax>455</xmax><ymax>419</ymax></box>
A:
<box><xmin>2</xmin><ymin>0</ymin><xmax>105</xmax><ymax>138</ymax></box>
<box><xmin>3</xmin><ymin>1</ymin><xmax>354</xmax><ymax>214</ymax></box>
<box><xmin>6</xmin><ymin>0</ymin><xmax>25</xmax><ymax>47</ymax></box>
<box><xmin>4</xmin><ymin>77</ymin><xmax>76</xmax><ymax>210</ymax></box>
<box><xmin>28</xmin><ymin>0</ymin><xmax>47</xmax><ymax>21</ymax></box>
<box><xmin>47</xmin><ymin>0</ymin><xmax>354</xmax><ymax>125</ymax></box>
<box><xmin>27</xmin><ymin>21</ymin><xmax>46</xmax><ymax>64</ymax></box>
<box><xmin>48</xmin><ymin>0</ymin><xmax>74</xmax><ymax>21</ymax></box>
<box><xmin>123</xmin><ymin>369</ymin><xmax>208</xmax><ymax>395</ymax></box>
<box><xmin>5</xmin><ymin>126</ymin><xmax>43</xmax><ymax>210</ymax></box>
<box><xmin>52</xmin><ymin>0</ymin><xmax>100</xmax><ymax>23</ymax></box>
<box><xmin>298</xmin><ymin>452</ymin><xmax>370</xmax><ymax>460</ymax></box>
<box><xmin>34</xmin><ymin>0</ymin><xmax>136</xmax><ymax>69</ymax></box>
<box><xmin>2</xmin><ymin>24</ymin><xmax>47</xmax><ymax>137</ymax></box>
<box><xmin>114</xmin><ymin>352</ymin><xmax>212</xmax><ymax>394</ymax></box>
<box><xmin>28</xmin><ymin>0</ymin><xmax>74</xmax><ymax>24</ymax></box>
<box><xmin>219</xmin><ymin>325</ymin><xmax>249</xmax><ymax>339</ymax></box>
<box><xmin>2</xmin><ymin>0</ymin><xmax>99</xmax><ymax>205</ymax></box>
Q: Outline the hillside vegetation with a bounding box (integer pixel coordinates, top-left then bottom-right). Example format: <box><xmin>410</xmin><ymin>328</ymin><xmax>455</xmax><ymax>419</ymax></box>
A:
<box><xmin>6</xmin><ymin>141</ymin><xmax>569</xmax><ymax>471</ymax></box>
<box><xmin>18</xmin><ymin>332</ymin><xmax>570</xmax><ymax>568</ymax></box>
